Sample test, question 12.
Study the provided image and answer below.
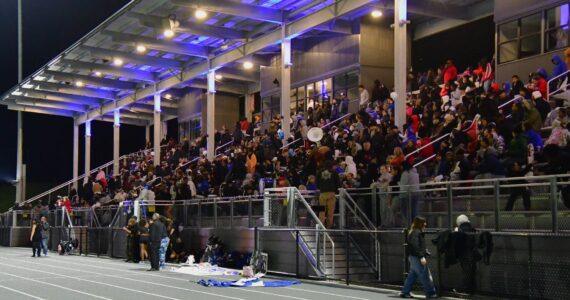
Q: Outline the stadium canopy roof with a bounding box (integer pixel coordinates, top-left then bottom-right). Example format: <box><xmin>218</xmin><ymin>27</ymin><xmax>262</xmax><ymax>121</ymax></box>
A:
<box><xmin>0</xmin><ymin>0</ymin><xmax>491</xmax><ymax>126</ymax></box>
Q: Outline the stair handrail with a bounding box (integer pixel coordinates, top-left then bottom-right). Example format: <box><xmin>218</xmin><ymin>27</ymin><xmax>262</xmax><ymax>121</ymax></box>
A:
<box><xmin>498</xmin><ymin>95</ymin><xmax>524</xmax><ymax>110</ymax></box>
<box><xmin>23</xmin><ymin>145</ymin><xmax>168</xmax><ymax>206</ymax></box>
<box><xmin>281</xmin><ymin>112</ymin><xmax>354</xmax><ymax>150</ymax></box>
<box><xmin>405</xmin><ymin>114</ymin><xmax>480</xmax><ymax>160</ymax></box>
<box><xmin>547</xmin><ymin>70</ymin><xmax>570</xmax><ymax>100</ymax></box>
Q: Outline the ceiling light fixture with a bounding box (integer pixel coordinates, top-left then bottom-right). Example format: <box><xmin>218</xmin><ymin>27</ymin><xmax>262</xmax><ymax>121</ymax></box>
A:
<box><xmin>215</xmin><ymin>74</ymin><xmax>223</xmax><ymax>80</ymax></box>
<box><xmin>113</xmin><ymin>58</ymin><xmax>124</xmax><ymax>66</ymax></box>
<box><xmin>75</xmin><ymin>81</ymin><xmax>85</xmax><ymax>88</ymax></box>
<box><xmin>195</xmin><ymin>9</ymin><xmax>207</xmax><ymax>19</ymax></box>
<box><xmin>243</xmin><ymin>61</ymin><xmax>253</xmax><ymax>70</ymax></box>
<box><xmin>164</xmin><ymin>29</ymin><xmax>175</xmax><ymax>38</ymax></box>
<box><xmin>164</xmin><ymin>93</ymin><xmax>172</xmax><ymax>99</ymax></box>
<box><xmin>94</xmin><ymin>71</ymin><xmax>102</xmax><ymax>77</ymax></box>
<box><xmin>136</xmin><ymin>45</ymin><xmax>147</xmax><ymax>53</ymax></box>
<box><xmin>371</xmin><ymin>10</ymin><xmax>383</xmax><ymax>18</ymax></box>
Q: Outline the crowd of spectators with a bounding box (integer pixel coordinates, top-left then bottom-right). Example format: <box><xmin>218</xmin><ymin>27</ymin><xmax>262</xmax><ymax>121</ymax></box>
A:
<box><xmin>16</xmin><ymin>52</ymin><xmax>570</xmax><ymax>229</ymax></box>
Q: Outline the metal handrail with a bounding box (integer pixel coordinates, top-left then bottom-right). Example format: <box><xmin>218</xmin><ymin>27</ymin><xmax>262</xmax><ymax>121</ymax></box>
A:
<box><xmin>215</xmin><ymin>139</ymin><xmax>234</xmax><ymax>154</ymax></box>
<box><xmin>22</xmin><ymin>145</ymin><xmax>168</xmax><ymax>207</ymax></box>
<box><xmin>339</xmin><ymin>189</ymin><xmax>375</xmax><ymax>231</ymax></box>
<box><xmin>404</xmin><ymin>114</ymin><xmax>480</xmax><ymax>160</ymax></box>
<box><xmin>498</xmin><ymin>95</ymin><xmax>524</xmax><ymax>109</ymax></box>
<box><xmin>547</xmin><ymin>70</ymin><xmax>570</xmax><ymax>100</ymax></box>
<box><xmin>281</xmin><ymin>112</ymin><xmax>354</xmax><ymax>150</ymax></box>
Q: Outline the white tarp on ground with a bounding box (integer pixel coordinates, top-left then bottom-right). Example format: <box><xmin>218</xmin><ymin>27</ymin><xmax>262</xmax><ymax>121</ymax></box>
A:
<box><xmin>172</xmin><ymin>263</ymin><xmax>241</xmax><ymax>276</ymax></box>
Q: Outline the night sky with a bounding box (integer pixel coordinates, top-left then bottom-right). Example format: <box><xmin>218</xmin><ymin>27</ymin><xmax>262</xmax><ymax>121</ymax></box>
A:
<box><xmin>0</xmin><ymin>1</ymin><xmax>494</xmax><ymax>208</ymax></box>
<box><xmin>0</xmin><ymin>0</ymin><xmax>143</xmax><ymax>207</ymax></box>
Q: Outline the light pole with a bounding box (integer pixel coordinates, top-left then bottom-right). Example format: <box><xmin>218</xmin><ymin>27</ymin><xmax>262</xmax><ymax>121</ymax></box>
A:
<box><xmin>15</xmin><ymin>0</ymin><xmax>24</xmax><ymax>204</ymax></box>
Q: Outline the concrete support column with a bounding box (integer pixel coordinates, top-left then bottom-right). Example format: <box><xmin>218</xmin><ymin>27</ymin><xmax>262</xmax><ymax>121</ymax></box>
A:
<box><xmin>145</xmin><ymin>125</ymin><xmax>150</xmax><ymax>148</ymax></box>
<box><xmin>206</xmin><ymin>70</ymin><xmax>216</xmax><ymax>161</ymax></box>
<box><xmin>154</xmin><ymin>94</ymin><xmax>161</xmax><ymax>166</ymax></box>
<box><xmin>280</xmin><ymin>30</ymin><xmax>292</xmax><ymax>140</ymax></box>
<box><xmin>15</xmin><ymin>112</ymin><xmax>23</xmax><ymax>203</ymax></box>
<box><xmin>161</xmin><ymin>121</ymin><xmax>168</xmax><ymax>140</ymax></box>
<box><xmin>85</xmin><ymin>120</ymin><xmax>92</xmax><ymax>180</ymax></box>
<box><xmin>113</xmin><ymin>110</ymin><xmax>120</xmax><ymax>176</ymax></box>
<box><xmin>245</xmin><ymin>94</ymin><xmax>254</xmax><ymax>122</ymax></box>
<box><xmin>394</xmin><ymin>0</ymin><xmax>408</xmax><ymax>128</ymax></box>
<box><xmin>72</xmin><ymin>120</ymin><xmax>79</xmax><ymax>190</ymax></box>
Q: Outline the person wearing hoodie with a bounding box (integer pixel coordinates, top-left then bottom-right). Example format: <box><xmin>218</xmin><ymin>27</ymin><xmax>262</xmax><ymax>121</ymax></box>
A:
<box><xmin>344</xmin><ymin>156</ymin><xmax>357</xmax><ymax>178</ymax></box>
<box><xmin>551</xmin><ymin>54</ymin><xmax>568</xmax><ymax>80</ymax></box>
<box><xmin>509</xmin><ymin>75</ymin><xmax>524</xmax><ymax>97</ymax></box>
<box><xmin>532</xmin><ymin>73</ymin><xmax>548</xmax><ymax>99</ymax></box>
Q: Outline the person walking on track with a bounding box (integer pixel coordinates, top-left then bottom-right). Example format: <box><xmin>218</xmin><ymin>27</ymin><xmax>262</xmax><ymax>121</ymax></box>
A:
<box><xmin>400</xmin><ymin>216</ymin><xmax>438</xmax><ymax>298</ymax></box>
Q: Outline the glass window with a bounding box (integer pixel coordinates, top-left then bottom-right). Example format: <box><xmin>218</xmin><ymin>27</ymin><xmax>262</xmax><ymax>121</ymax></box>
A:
<box><xmin>546</xmin><ymin>4</ymin><xmax>569</xmax><ymax>29</ymax></box>
<box><xmin>545</xmin><ymin>27</ymin><xmax>569</xmax><ymax>51</ymax></box>
<box><xmin>499</xmin><ymin>20</ymin><xmax>518</xmax><ymax>41</ymax></box>
<box><xmin>323</xmin><ymin>78</ymin><xmax>333</xmax><ymax>95</ymax></box>
<box><xmin>520</xmin><ymin>35</ymin><xmax>541</xmax><ymax>58</ymax></box>
<box><xmin>499</xmin><ymin>41</ymin><xmax>519</xmax><ymax>63</ymax></box>
<box><xmin>520</xmin><ymin>13</ymin><xmax>541</xmax><ymax>36</ymax></box>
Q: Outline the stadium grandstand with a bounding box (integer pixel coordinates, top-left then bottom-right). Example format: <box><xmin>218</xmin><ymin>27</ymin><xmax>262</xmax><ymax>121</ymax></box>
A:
<box><xmin>1</xmin><ymin>0</ymin><xmax>570</xmax><ymax>299</ymax></box>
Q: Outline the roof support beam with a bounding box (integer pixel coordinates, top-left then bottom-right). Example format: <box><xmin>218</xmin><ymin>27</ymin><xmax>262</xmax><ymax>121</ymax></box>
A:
<box><xmin>126</xmin><ymin>12</ymin><xmax>246</xmax><ymax>40</ymax></box>
<box><xmin>170</xmin><ymin>0</ymin><xmax>283</xmax><ymax>24</ymax></box>
<box><xmin>103</xmin><ymin>30</ymin><xmax>209</xmax><ymax>58</ymax></box>
<box><xmin>188</xmin><ymin>78</ymin><xmax>246</xmax><ymax>95</ymax></box>
<box><xmin>31</xmin><ymin>81</ymin><xmax>116</xmax><ymax>100</ymax></box>
<box><xmin>81</xmin><ymin>45</ymin><xmax>181</xmax><ymax>69</ymax></box>
<box><xmin>76</xmin><ymin>0</ymin><xmax>373</xmax><ymax>124</ymax></box>
<box><xmin>60</xmin><ymin>59</ymin><xmax>156</xmax><ymax>82</ymax></box>
<box><xmin>11</xmin><ymin>96</ymin><xmax>87</xmax><ymax>112</ymax></box>
<box><xmin>44</xmin><ymin>70</ymin><xmax>138</xmax><ymax>90</ymax></box>
<box><xmin>315</xmin><ymin>19</ymin><xmax>355</xmax><ymax>34</ymax></box>
<box><xmin>7</xmin><ymin>104</ymin><xmax>76</xmax><ymax>118</ymax></box>
<box><xmin>19</xmin><ymin>89</ymin><xmax>102</xmax><ymax>106</ymax></box>
<box><xmin>217</xmin><ymin>68</ymin><xmax>258</xmax><ymax>83</ymax></box>
<box><xmin>129</xmin><ymin>103</ymin><xmax>178</xmax><ymax>116</ymax></box>
<box><xmin>97</xmin><ymin>115</ymin><xmax>150</xmax><ymax>126</ymax></box>
<box><xmin>381</xmin><ymin>0</ymin><xmax>469</xmax><ymax>20</ymax></box>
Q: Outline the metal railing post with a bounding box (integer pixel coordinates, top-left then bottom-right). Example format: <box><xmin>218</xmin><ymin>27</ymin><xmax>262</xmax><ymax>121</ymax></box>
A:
<box><xmin>339</xmin><ymin>189</ymin><xmax>346</xmax><ymax>229</ymax></box>
<box><xmin>183</xmin><ymin>201</ymin><xmax>188</xmax><ymax>227</ymax></box>
<box><xmin>296</xmin><ymin>230</ymin><xmax>300</xmax><ymax>278</ymax></box>
<box><xmin>198</xmin><ymin>200</ymin><xmax>202</xmax><ymax>228</ymax></box>
<box><xmin>550</xmin><ymin>177</ymin><xmax>558</xmax><ymax>233</ymax></box>
<box><xmin>494</xmin><ymin>180</ymin><xmax>501</xmax><ymax>231</ymax></box>
<box><xmin>213</xmin><ymin>199</ymin><xmax>218</xmax><ymax>228</ymax></box>
<box><xmin>230</xmin><ymin>198</ymin><xmax>234</xmax><ymax>229</ymax></box>
<box><xmin>263</xmin><ymin>192</ymin><xmax>270</xmax><ymax>227</ymax></box>
<box><xmin>345</xmin><ymin>230</ymin><xmax>350</xmax><ymax>285</ymax></box>
<box><xmin>248</xmin><ymin>197</ymin><xmax>253</xmax><ymax>228</ymax></box>
<box><xmin>446</xmin><ymin>182</ymin><xmax>453</xmax><ymax>230</ymax></box>
<box><xmin>371</xmin><ymin>187</ymin><xmax>378</xmax><ymax>226</ymax></box>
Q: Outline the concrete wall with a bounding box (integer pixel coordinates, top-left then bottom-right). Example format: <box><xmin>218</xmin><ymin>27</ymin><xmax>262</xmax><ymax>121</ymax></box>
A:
<box><xmin>495</xmin><ymin>49</ymin><xmax>565</xmax><ymax>84</ymax></box>
<box><xmin>260</xmin><ymin>35</ymin><xmax>360</xmax><ymax>97</ymax></box>
<box><xmin>178</xmin><ymin>88</ymin><xmax>203</xmax><ymax>122</ymax></box>
<box><xmin>201</xmin><ymin>93</ymin><xmax>241</xmax><ymax>134</ymax></box>
<box><xmin>359</xmin><ymin>17</ymin><xmax>411</xmax><ymax>92</ymax></box>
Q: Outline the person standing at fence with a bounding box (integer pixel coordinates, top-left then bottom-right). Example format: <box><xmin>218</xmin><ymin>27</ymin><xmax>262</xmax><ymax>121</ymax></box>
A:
<box><xmin>400</xmin><ymin>216</ymin><xmax>438</xmax><ymax>299</ymax></box>
<box><xmin>39</xmin><ymin>216</ymin><xmax>50</xmax><ymax>256</ymax></box>
<box><xmin>30</xmin><ymin>219</ymin><xmax>42</xmax><ymax>257</ymax></box>
<box><xmin>159</xmin><ymin>217</ymin><xmax>171</xmax><ymax>269</ymax></box>
<box><xmin>455</xmin><ymin>215</ymin><xmax>478</xmax><ymax>294</ymax></box>
<box><xmin>122</xmin><ymin>217</ymin><xmax>137</xmax><ymax>263</ymax></box>
<box><xmin>317</xmin><ymin>161</ymin><xmax>340</xmax><ymax>229</ymax></box>
<box><xmin>148</xmin><ymin>213</ymin><xmax>167</xmax><ymax>271</ymax></box>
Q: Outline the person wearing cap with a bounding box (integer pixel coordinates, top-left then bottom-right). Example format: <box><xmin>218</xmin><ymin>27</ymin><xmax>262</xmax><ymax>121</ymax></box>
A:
<box><xmin>400</xmin><ymin>216</ymin><xmax>438</xmax><ymax>298</ymax></box>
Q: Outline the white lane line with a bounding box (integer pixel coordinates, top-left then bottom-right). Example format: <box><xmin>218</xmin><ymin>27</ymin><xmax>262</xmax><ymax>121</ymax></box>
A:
<box><xmin>283</xmin><ymin>287</ymin><xmax>370</xmax><ymax>300</ymax></box>
<box><xmin>0</xmin><ymin>284</ymin><xmax>46</xmax><ymax>300</ymax></box>
<box><xmin>0</xmin><ymin>257</ymin><xmax>245</xmax><ymax>300</ymax></box>
<box><xmin>0</xmin><ymin>271</ymin><xmax>111</xmax><ymax>300</ymax></box>
<box><xmin>0</xmin><ymin>261</ymin><xmax>178</xmax><ymax>300</ymax></box>
<box><xmin>36</xmin><ymin>256</ymin><xmax>314</xmax><ymax>300</ymax></box>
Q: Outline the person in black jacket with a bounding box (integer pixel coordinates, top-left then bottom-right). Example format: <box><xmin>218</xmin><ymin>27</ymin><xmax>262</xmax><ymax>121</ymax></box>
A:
<box><xmin>400</xmin><ymin>216</ymin><xmax>438</xmax><ymax>298</ymax></box>
<box><xmin>455</xmin><ymin>215</ymin><xmax>477</xmax><ymax>294</ymax></box>
<box><xmin>148</xmin><ymin>213</ymin><xmax>167</xmax><ymax>271</ymax></box>
<box><xmin>505</xmin><ymin>162</ymin><xmax>532</xmax><ymax>211</ymax></box>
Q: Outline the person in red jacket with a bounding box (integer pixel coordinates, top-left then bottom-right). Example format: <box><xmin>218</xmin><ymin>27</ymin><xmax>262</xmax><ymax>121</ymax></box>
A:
<box><xmin>443</xmin><ymin>60</ymin><xmax>458</xmax><ymax>84</ymax></box>
<box><xmin>532</xmin><ymin>74</ymin><xmax>547</xmax><ymax>100</ymax></box>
